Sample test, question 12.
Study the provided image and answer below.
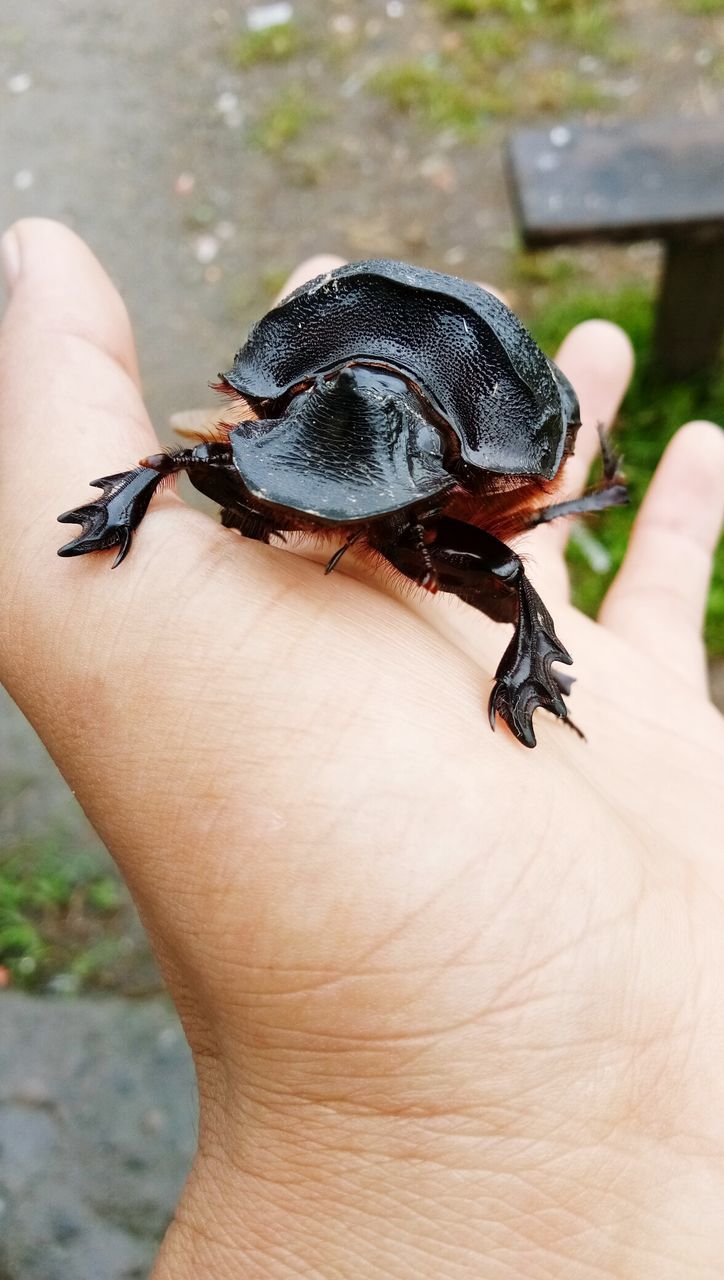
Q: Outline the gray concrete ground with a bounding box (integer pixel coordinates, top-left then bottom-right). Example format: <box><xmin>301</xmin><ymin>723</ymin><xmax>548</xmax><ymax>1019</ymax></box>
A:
<box><xmin>1</xmin><ymin>0</ymin><xmax>264</xmax><ymax>424</ymax></box>
<box><xmin>0</xmin><ymin>993</ymin><xmax>195</xmax><ymax>1280</ymax></box>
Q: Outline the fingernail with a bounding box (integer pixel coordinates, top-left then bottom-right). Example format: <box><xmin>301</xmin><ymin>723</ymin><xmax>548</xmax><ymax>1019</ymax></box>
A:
<box><xmin>1</xmin><ymin>228</ymin><xmax>21</xmax><ymax>290</ymax></box>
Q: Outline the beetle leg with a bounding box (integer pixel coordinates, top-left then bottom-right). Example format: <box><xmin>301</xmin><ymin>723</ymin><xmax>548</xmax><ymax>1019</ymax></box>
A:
<box><xmin>486</xmin><ymin>570</ymin><xmax>581</xmax><ymax>747</ymax></box>
<box><xmin>58</xmin><ymin>442</ymin><xmax>290</xmax><ymax>565</ymax></box>
<box><xmin>219</xmin><ymin>506</ymin><xmax>283</xmax><ymax>545</ymax></box>
<box><xmin>58</xmin><ymin>447</ymin><xmax>210</xmax><ymax>565</ymax></box>
<box><xmin>58</xmin><ymin>466</ymin><xmax>170</xmax><ymax>567</ymax></box>
<box><xmin>373</xmin><ymin>516</ymin><xmax>576</xmax><ymax>748</ymax></box>
<box><xmin>526</xmin><ymin>485</ymin><xmax>628</xmax><ymax>527</ymax></box>
<box><xmin>526</xmin><ymin>425</ymin><xmax>628</xmax><ymax>528</ymax></box>
<box><xmin>409</xmin><ymin>522</ymin><xmax>439</xmax><ymax>592</ymax></box>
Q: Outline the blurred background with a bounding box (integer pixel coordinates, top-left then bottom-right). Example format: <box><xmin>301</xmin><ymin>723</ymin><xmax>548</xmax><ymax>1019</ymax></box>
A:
<box><xmin>1</xmin><ymin>1</ymin><xmax>722</xmax><ymax>1275</ymax></box>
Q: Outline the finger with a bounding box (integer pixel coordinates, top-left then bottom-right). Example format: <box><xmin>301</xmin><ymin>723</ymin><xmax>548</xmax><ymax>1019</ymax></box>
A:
<box><xmin>0</xmin><ymin>219</ymin><xmax>183</xmax><ymax>696</ymax></box>
<box><xmin>477</xmin><ymin>281</ymin><xmax>508</xmax><ymax>303</ymax></box>
<box><xmin>1</xmin><ymin>218</ymin><xmax>143</xmax><ymax>387</ymax></box>
<box><xmin>0</xmin><ymin>219</ymin><xmax>160</xmax><ymax>542</ymax></box>
<box><xmin>530</xmin><ymin>321</ymin><xmax>634</xmax><ymax>558</ymax></box>
<box><xmin>274</xmin><ymin>254</ymin><xmax>346</xmax><ymax>304</ymax></box>
<box><xmin>556</xmin><ymin>320</ymin><xmax>634</xmax><ymax>498</ymax></box>
<box><xmin>515</xmin><ymin>321</ymin><xmax>633</xmax><ymax>606</ymax></box>
<box><xmin>275</xmin><ymin>259</ymin><xmax>508</xmax><ymax>306</ymax></box>
<box><xmin>600</xmin><ymin>420</ymin><xmax>724</xmax><ymax>692</ymax></box>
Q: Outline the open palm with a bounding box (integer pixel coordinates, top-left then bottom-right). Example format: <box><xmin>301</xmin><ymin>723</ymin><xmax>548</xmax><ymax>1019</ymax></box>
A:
<box><xmin>2</xmin><ymin>220</ymin><xmax>723</xmax><ymax>1279</ymax></box>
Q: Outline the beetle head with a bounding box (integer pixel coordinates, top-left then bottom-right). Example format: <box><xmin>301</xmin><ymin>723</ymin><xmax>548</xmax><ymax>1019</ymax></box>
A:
<box><xmin>228</xmin><ymin>361</ymin><xmax>456</xmax><ymax>522</ymax></box>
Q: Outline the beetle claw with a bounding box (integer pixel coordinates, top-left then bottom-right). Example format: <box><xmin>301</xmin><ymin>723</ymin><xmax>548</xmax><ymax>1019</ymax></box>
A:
<box><xmin>111</xmin><ymin>526</ymin><xmax>133</xmax><ymax>569</ymax></box>
<box><xmin>488</xmin><ymin>675</ymin><xmax>569</xmax><ymax>749</ymax></box>
<box><xmin>57</xmin><ymin>502</ymin><xmax>102</xmax><ymax>528</ymax></box>
<box><xmin>57</xmin><ymin>467</ymin><xmax>165</xmax><ymax>565</ymax></box>
<box><xmin>57</xmin><ymin>499</ymin><xmax>117</xmax><ymax>558</ymax></box>
<box><xmin>488</xmin><ymin>576</ymin><xmax>574</xmax><ymax>748</ymax></box>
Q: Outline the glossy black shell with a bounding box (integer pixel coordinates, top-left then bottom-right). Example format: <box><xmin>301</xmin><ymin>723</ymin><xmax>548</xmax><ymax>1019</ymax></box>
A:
<box><xmin>224</xmin><ymin>260</ymin><xmax>580</xmax><ymax>482</ymax></box>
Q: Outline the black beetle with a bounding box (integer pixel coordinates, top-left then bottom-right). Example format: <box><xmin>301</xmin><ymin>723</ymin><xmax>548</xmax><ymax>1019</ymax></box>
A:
<box><xmin>58</xmin><ymin>259</ymin><xmax>626</xmax><ymax>748</ymax></box>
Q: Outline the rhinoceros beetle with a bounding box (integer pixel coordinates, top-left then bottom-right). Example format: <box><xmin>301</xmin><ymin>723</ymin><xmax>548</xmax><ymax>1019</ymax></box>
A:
<box><xmin>58</xmin><ymin>260</ymin><xmax>626</xmax><ymax>748</ymax></box>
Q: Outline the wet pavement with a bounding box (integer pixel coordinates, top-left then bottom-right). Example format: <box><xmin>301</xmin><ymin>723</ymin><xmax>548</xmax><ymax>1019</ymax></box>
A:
<box><xmin>0</xmin><ymin>993</ymin><xmax>195</xmax><ymax>1280</ymax></box>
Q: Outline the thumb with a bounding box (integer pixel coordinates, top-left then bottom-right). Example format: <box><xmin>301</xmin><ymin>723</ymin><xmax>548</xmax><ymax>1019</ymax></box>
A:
<box><xmin>0</xmin><ymin>219</ymin><xmax>165</xmax><ymax>692</ymax></box>
<box><xmin>0</xmin><ymin>219</ymin><xmax>158</xmax><ymax>550</ymax></box>
<box><xmin>1</xmin><ymin>217</ymin><xmax>142</xmax><ymax>384</ymax></box>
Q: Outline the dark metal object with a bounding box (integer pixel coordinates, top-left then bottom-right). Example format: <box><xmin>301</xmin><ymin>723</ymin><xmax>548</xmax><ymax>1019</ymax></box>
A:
<box><xmin>506</xmin><ymin>117</ymin><xmax>724</xmax><ymax>377</ymax></box>
<box><xmin>57</xmin><ymin>260</ymin><xmax>627</xmax><ymax>749</ymax></box>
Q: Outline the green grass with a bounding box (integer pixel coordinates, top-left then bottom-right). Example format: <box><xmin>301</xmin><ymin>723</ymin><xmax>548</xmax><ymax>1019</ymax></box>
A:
<box><xmin>528</xmin><ymin>285</ymin><xmax>724</xmax><ymax>653</ymax></box>
<box><xmin>554</xmin><ymin>3</ymin><xmax>612</xmax><ymax>48</ymax></box>
<box><xmin>432</xmin><ymin>0</ymin><xmax>604</xmax><ymax>14</ymax></box>
<box><xmin>374</xmin><ymin>0</ymin><xmax>615</xmax><ymax>138</ymax></box>
<box><xmin>0</xmin><ymin>833</ymin><xmax>128</xmax><ymax>991</ymax></box>
<box><xmin>227</xmin><ymin>21</ymin><xmax>306</xmax><ymax>68</ymax></box>
<box><xmin>512</xmin><ymin>248</ymin><xmax>579</xmax><ymax>286</ymax></box>
<box><xmin>430</xmin><ymin>0</ymin><xmax>615</xmax><ymax>51</ymax></box>
<box><xmin>371</xmin><ymin>59</ymin><xmax>507</xmax><ymax>137</ymax></box>
<box><xmin>512</xmin><ymin>65</ymin><xmax>606</xmax><ymax>112</ymax></box>
<box><xmin>431</xmin><ymin>0</ymin><xmax>504</xmax><ymax>16</ymax></box>
<box><xmin>252</xmin><ymin>86</ymin><xmax>325</xmax><ymax>152</ymax></box>
<box><xmin>674</xmin><ymin>0</ymin><xmax>724</xmax><ymax>11</ymax></box>
<box><xmin>461</xmin><ymin>25</ymin><xmax>527</xmax><ymax>63</ymax></box>
<box><xmin>373</xmin><ymin>50</ymin><xmax>607</xmax><ymax>135</ymax></box>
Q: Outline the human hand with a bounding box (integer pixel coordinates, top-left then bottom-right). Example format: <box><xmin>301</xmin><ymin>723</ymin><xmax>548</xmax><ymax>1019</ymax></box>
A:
<box><xmin>1</xmin><ymin>219</ymin><xmax>723</xmax><ymax>1280</ymax></box>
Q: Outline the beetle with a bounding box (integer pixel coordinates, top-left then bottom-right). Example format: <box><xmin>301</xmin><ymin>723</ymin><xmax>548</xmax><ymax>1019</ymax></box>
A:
<box><xmin>58</xmin><ymin>259</ymin><xmax>626</xmax><ymax>748</ymax></box>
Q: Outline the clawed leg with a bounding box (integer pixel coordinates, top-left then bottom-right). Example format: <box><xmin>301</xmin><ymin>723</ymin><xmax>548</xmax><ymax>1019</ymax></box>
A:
<box><xmin>220</xmin><ymin>506</ymin><xmax>285</xmax><ymax>544</ymax></box>
<box><xmin>487</xmin><ymin>572</ymin><xmax>578</xmax><ymax>747</ymax></box>
<box><xmin>57</xmin><ymin>467</ymin><xmax>168</xmax><ymax>567</ymax></box>
<box><xmin>527</xmin><ymin>424</ymin><xmax>628</xmax><ymax>528</ymax></box>
<box><xmin>374</xmin><ymin>516</ymin><xmax>577</xmax><ymax>748</ymax></box>
<box><xmin>58</xmin><ymin>440</ymin><xmax>289</xmax><ymax>565</ymax></box>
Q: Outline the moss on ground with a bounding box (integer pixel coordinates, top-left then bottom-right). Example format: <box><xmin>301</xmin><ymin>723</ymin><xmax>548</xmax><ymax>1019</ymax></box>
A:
<box><xmin>252</xmin><ymin>86</ymin><xmax>326</xmax><ymax>153</ymax></box>
<box><xmin>373</xmin><ymin>0</ymin><xmax>618</xmax><ymax>137</ymax></box>
<box><xmin>227</xmin><ymin>21</ymin><xmax>306</xmax><ymax>68</ymax></box>
<box><xmin>674</xmin><ymin>0</ymin><xmax>724</xmax><ymax>11</ymax></box>
<box><xmin>370</xmin><ymin>58</ymin><xmax>510</xmax><ymax>136</ymax></box>
<box><xmin>511</xmin><ymin>248</ymin><xmax>579</xmax><ymax>286</ymax></box>
<box><xmin>0</xmin><ymin>831</ymin><xmax>131</xmax><ymax>992</ymax></box>
<box><xmin>430</xmin><ymin>0</ymin><xmax>617</xmax><ymax>50</ymax></box>
<box><xmin>372</xmin><ymin>53</ymin><xmax>609</xmax><ymax>136</ymax></box>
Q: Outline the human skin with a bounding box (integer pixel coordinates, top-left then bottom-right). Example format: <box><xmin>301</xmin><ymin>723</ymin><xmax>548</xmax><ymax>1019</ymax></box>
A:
<box><xmin>1</xmin><ymin>218</ymin><xmax>723</xmax><ymax>1279</ymax></box>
